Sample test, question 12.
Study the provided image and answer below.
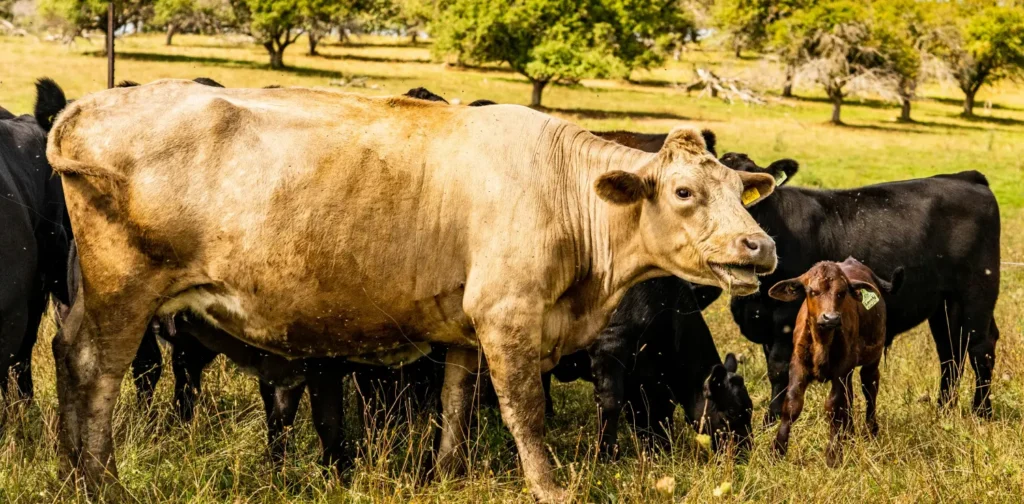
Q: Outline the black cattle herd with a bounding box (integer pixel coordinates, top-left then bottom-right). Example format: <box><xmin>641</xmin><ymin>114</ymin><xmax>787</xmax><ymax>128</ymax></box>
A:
<box><xmin>0</xmin><ymin>77</ymin><xmax>1001</xmax><ymax>477</ymax></box>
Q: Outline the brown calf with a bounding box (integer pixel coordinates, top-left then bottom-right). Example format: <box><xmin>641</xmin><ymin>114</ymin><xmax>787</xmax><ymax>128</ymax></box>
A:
<box><xmin>768</xmin><ymin>257</ymin><xmax>903</xmax><ymax>466</ymax></box>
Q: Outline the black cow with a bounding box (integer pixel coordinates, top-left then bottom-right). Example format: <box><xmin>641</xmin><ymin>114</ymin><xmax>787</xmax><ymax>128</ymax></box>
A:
<box><xmin>0</xmin><ymin>80</ymin><xmax>72</xmax><ymax>409</ymax></box>
<box><xmin>721</xmin><ymin>155</ymin><xmax>1000</xmax><ymax>422</ymax></box>
<box><xmin>546</xmin><ymin>277</ymin><xmax>752</xmax><ymax>457</ymax></box>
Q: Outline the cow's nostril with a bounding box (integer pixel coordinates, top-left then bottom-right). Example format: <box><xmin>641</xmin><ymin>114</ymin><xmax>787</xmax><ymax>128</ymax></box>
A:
<box><xmin>742</xmin><ymin>237</ymin><xmax>760</xmax><ymax>252</ymax></box>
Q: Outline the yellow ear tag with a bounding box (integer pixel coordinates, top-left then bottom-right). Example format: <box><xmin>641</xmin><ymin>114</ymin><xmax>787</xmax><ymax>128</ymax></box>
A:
<box><xmin>741</xmin><ymin>187</ymin><xmax>760</xmax><ymax>206</ymax></box>
<box><xmin>775</xmin><ymin>171</ymin><xmax>788</xmax><ymax>185</ymax></box>
<box><xmin>860</xmin><ymin>289</ymin><xmax>879</xmax><ymax>310</ymax></box>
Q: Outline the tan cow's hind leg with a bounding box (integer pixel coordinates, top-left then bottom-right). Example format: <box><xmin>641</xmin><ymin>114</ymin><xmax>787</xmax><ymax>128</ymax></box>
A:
<box><xmin>436</xmin><ymin>347</ymin><xmax>482</xmax><ymax>476</ymax></box>
<box><xmin>478</xmin><ymin>323</ymin><xmax>567</xmax><ymax>504</ymax></box>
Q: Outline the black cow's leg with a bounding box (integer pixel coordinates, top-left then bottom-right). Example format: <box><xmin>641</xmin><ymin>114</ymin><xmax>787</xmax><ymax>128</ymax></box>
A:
<box><xmin>966</xmin><ymin>316</ymin><xmax>998</xmax><ymax>418</ymax></box>
<box><xmin>260</xmin><ymin>380</ymin><xmax>306</xmax><ymax>464</ymax></box>
<box><xmin>131</xmin><ymin>322</ymin><xmax>163</xmax><ymax>409</ymax></box>
<box><xmin>11</xmin><ymin>290</ymin><xmax>44</xmax><ymax>402</ymax></box>
<box><xmin>928</xmin><ymin>303</ymin><xmax>965</xmax><ymax>410</ymax></box>
<box><xmin>307</xmin><ymin>361</ymin><xmax>351</xmax><ymax>474</ymax></box>
<box><xmin>171</xmin><ymin>331</ymin><xmax>219</xmax><ymax>422</ymax></box>
<box><xmin>764</xmin><ymin>339</ymin><xmax>793</xmax><ymax>425</ymax></box>
<box><xmin>542</xmin><ymin>372</ymin><xmax>554</xmax><ymax>418</ymax></box>
<box><xmin>860</xmin><ymin>363</ymin><xmax>880</xmax><ymax>437</ymax></box>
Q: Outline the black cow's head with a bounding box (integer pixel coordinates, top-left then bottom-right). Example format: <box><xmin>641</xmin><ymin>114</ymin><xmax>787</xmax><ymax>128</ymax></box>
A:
<box><xmin>696</xmin><ymin>353</ymin><xmax>753</xmax><ymax>453</ymax></box>
<box><xmin>719</xmin><ymin>152</ymin><xmax>798</xmax><ymax>187</ymax></box>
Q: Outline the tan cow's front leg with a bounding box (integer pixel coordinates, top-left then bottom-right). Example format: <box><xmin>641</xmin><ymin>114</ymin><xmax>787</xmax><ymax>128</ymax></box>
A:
<box><xmin>436</xmin><ymin>347</ymin><xmax>482</xmax><ymax>476</ymax></box>
<box><xmin>477</xmin><ymin>318</ymin><xmax>566</xmax><ymax>503</ymax></box>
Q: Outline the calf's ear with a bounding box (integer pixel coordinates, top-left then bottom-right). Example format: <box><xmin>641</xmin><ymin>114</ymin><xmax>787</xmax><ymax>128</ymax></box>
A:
<box><xmin>848</xmin><ymin>280</ymin><xmax>881</xmax><ymax>302</ymax></box>
<box><xmin>737</xmin><ymin>171</ymin><xmax>775</xmax><ymax>207</ymax></box>
<box><xmin>724</xmin><ymin>353</ymin><xmax>738</xmax><ymax>373</ymax></box>
<box><xmin>768</xmin><ymin>278</ymin><xmax>804</xmax><ymax>302</ymax></box>
<box><xmin>595</xmin><ymin>171</ymin><xmax>654</xmax><ymax>205</ymax></box>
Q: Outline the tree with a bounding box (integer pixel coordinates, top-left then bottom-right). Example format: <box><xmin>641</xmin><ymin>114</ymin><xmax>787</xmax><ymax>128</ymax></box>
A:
<box><xmin>240</xmin><ymin>0</ymin><xmax>304</xmax><ymax>69</ymax></box>
<box><xmin>872</xmin><ymin>0</ymin><xmax>931</xmax><ymax>122</ymax></box>
<box><xmin>933</xmin><ymin>3</ymin><xmax>1024</xmax><ymax>117</ymax></box>
<box><xmin>302</xmin><ymin>0</ymin><xmax>347</xmax><ymax>55</ymax></box>
<box><xmin>384</xmin><ymin>0</ymin><xmax>437</xmax><ymax>44</ymax></box>
<box><xmin>773</xmin><ymin>1</ymin><xmax>890</xmax><ymax>124</ymax></box>
<box><xmin>432</xmin><ymin>0</ymin><xmax>683</xmax><ymax>107</ymax></box>
<box><xmin>38</xmin><ymin>0</ymin><xmax>153</xmax><ymax>44</ymax></box>
<box><xmin>714</xmin><ymin>0</ymin><xmax>774</xmax><ymax>58</ymax></box>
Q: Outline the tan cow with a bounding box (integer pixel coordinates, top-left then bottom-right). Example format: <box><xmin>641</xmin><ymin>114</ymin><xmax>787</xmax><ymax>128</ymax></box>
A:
<box><xmin>47</xmin><ymin>80</ymin><xmax>776</xmax><ymax>501</ymax></box>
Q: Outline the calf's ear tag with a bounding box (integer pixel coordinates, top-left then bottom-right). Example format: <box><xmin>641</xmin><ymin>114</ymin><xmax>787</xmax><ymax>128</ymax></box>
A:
<box><xmin>741</xmin><ymin>187</ymin><xmax>760</xmax><ymax>206</ymax></box>
<box><xmin>860</xmin><ymin>289</ymin><xmax>879</xmax><ymax>310</ymax></box>
<box><xmin>775</xmin><ymin>171</ymin><xmax>788</xmax><ymax>185</ymax></box>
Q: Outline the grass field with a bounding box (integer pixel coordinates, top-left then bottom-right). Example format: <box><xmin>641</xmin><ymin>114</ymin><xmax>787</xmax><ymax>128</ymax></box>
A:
<box><xmin>1</xmin><ymin>33</ymin><xmax>1023</xmax><ymax>503</ymax></box>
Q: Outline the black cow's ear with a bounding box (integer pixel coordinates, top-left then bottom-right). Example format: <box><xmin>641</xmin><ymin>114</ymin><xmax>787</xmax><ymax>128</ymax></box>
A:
<box><xmin>724</xmin><ymin>353</ymin><xmax>738</xmax><ymax>373</ymax></box>
<box><xmin>595</xmin><ymin>170</ymin><xmax>654</xmax><ymax>205</ymax></box>
<box><xmin>768</xmin><ymin>279</ymin><xmax>804</xmax><ymax>302</ymax></box>
<box><xmin>766</xmin><ymin>159</ymin><xmax>799</xmax><ymax>185</ymax></box>
<box><xmin>704</xmin><ymin>364</ymin><xmax>728</xmax><ymax>399</ymax></box>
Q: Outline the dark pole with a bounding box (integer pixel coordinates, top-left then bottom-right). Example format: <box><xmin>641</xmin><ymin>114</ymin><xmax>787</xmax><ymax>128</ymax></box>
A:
<box><xmin>107</xmin><ymin>1</ymin><xmax>114</xmax><ymax>88</ymax></box>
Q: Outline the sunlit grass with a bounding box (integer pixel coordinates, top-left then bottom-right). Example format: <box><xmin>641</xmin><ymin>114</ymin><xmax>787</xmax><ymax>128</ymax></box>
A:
<box><xmin>1</xmin><ymin>33</ymin><xmax>1022</xmax><ymax>502</ymax></box>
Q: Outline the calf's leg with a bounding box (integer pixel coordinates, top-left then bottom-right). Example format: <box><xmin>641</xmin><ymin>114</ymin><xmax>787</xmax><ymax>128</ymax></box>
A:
<box><xmin>306</xmin><ymin>361</ymin><xmax>351</xmax><ymax>473</ymax></box>
<box><xmin>259</xmin><ymin>380</ymin><xmax>305</xmax><ymax>464</ymax></box>
<box><xmin>131</xmin><ymin>323</ymin><xmax>163</xmax><ymax>409</ymax></box>
<box><xmin>965</xmin><ymin>315</ymin><xmax>998</xmax><ymax>418</ymax></box>
<box><xmin>773</xmin><ymin>366</ymin><xmax>808</xmax><ymax>457</ymax></box>
<box><xmin>825</xmin><ymin>373</ymin><xmax>854</xmax><ymax>467</ymax></box>
<box><xmin>171</xmin><ymin>330</ymin><xmax>219</xmax><ymax>422</ymax></box>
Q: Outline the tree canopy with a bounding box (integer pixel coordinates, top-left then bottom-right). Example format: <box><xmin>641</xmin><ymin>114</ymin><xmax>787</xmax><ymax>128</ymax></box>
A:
<box><xmin>432</xmin><ymin>0</ymin><xmax>685</xmax><ymax>106</ymax></box>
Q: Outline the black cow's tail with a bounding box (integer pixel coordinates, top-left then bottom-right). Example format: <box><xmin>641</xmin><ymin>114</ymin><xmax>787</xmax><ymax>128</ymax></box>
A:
<box><xmin>34</xmin><ymin>77</ymin><xmax>68</xmax><ymax>132</ymax></box>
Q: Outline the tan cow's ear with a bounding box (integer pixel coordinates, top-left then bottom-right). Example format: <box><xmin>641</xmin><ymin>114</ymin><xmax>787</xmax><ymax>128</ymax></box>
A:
<box><xmin>738</xmin><ymin>171</ymin><xmax>775</xmax><ymax>207</ymax></box>
<box><xmin>768</xmin><ymin>278</ymin><xmax>804</xmax><ymax>302</ymax></box>
<box><xmin>595</xmin><ymin>170</ymin><xmax>654</xmax><ymax>205</ymax></box>
<box><xmin>660</xmin><ymin>127</ymin><xmax>708</xmax><ymax>157</ymax></box>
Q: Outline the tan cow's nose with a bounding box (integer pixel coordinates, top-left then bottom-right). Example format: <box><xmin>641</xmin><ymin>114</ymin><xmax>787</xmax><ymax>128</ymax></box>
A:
<box><xmin>735</xmin><ymin>234</ymin><xmax>776</xmax><ymax>270</ymax></box>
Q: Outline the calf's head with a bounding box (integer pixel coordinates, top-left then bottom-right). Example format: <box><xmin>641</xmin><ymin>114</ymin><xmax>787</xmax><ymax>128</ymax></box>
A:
<box><xmin>697</xmin><ymin>353</ymin><xmax>753</xmax><ymax>452</ymax></box>
<box><xmin>595</xmin><ymin>127</ymin><xmax>778</xmax><ymax>295</ymax></box>
<box><xmin>768</xmin><ymin>261</ymin><xmax>882</xmax><ymax>335</ymax></box>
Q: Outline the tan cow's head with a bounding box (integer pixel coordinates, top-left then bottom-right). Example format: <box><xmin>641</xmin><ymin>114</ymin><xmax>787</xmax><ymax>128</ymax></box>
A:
<box><xmin>595</xmin><ymin>127</ymin><xmax>777</xmax><ymax>295</ymax></box>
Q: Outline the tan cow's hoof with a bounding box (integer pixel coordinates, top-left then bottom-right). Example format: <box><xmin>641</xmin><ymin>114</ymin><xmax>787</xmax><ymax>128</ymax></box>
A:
<box><xmin>532</xmin><ymin>485</ymin><xmax>569</xmax><ymax>504</ymax></box>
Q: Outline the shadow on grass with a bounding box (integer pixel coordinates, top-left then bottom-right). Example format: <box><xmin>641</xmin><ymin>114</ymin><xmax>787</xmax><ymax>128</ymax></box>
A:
<box><xmin>87</xmin><ymin>50</ymin><xmax>395</xmax><ymax>80</ymax></box>
<box><xmin>790</xmin><ymin>94</ymin><xmax>895</xmax><ymax>110</ymax></box>
<box><xmin>929</xmin><ymin>96</ymin><xmax>1023</xmax><ymax>112</ymax></box>
<box><xmin>957</xmin><ymin>113</ymin><xmax>1024</xmax><ymax>127</ymax></box>
<box><xmin>316</xmin><ymin>53</ymin><xmax>430</xmax><ymax>64</ymax></box>
<box><xmin>541</xmin><ymin>106</ymin><xmax>692</xmax><ymax>121</ymax></box>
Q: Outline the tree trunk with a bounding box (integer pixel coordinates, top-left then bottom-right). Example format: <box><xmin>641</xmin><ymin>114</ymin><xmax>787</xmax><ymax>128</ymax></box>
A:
<box><xmin>898</xmin><ymin>96</ymin><xmax>912</xmax><ymax>123</ymax></box>
<box><xmin>409</xmin><ymin>31</ymin><xmax>417</xmax><ymax>45</ymax></box>
<box><xmin>308</xmin><ymin>32</ymin><xmax>319</xmax><ymax>56</ymax></box>
<box><xmin>266</xmin><ymin>42</ymin><xmax>286</xmax><ymax>69</ymax></box>
<box><xmin>734</xmin><ymin>42</ymin><xmax>741</xmax><ymax>58</ymax></box>
<box><xmin>165</xmin><ymin>23</ymin><xmax>177</xmax><ymax>46</ymax></box>
<box><xmin>830</xmin><ymin>94</ymin><xmax>843</xmax><ymax>125</ymax></box>
<box><xmin>337</xmin><ymin>27</ymin><xmax>348</xmax><ymax>44</ymax></box>
<box><xmin>530</xmin><ymin>79</ymin><xmax>548</xmax><ymax>108</ymax></box>
<box><xmin>782</xmin><ymin>64</ymin><xmax>794</xmax><ymax>98</ymax></box>
<box><xmin>963</xmin><ymin>89</ymin><xmax>976</xmax><ymax>117</ymax></box>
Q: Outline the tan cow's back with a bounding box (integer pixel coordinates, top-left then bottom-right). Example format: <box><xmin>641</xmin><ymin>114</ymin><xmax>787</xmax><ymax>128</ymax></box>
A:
<box><xmin>49</xmin><ymin>80</ymin><xmax>634</xmax><ymax>358</ymax></box>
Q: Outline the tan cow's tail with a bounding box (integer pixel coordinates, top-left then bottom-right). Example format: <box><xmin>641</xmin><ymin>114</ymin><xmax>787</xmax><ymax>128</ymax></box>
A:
<box><xmin>45</xmin><ymin>102</ymin><xmax>128</xmax><ymax>182</ymax></box>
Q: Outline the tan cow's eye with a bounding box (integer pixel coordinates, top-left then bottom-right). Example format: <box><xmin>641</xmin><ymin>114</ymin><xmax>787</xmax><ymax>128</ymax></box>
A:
<box><xmin>675</xmin><ymin>188</ymin><xmax>692</xmax><ymax>200</ymax></box>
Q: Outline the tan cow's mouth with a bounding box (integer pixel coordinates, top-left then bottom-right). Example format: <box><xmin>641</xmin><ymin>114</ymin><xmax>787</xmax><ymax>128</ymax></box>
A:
<box><xmin>709</xmin><ymin>262</ymin><xmax>762</xmax><ymax>294</ymax></box>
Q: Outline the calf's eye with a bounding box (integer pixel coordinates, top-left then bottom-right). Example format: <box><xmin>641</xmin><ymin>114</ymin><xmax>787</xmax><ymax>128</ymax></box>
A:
<box><xmin>675</xmin><ymin>188</ymin><xmax>692</xmax><ymax>200</ymax></box>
